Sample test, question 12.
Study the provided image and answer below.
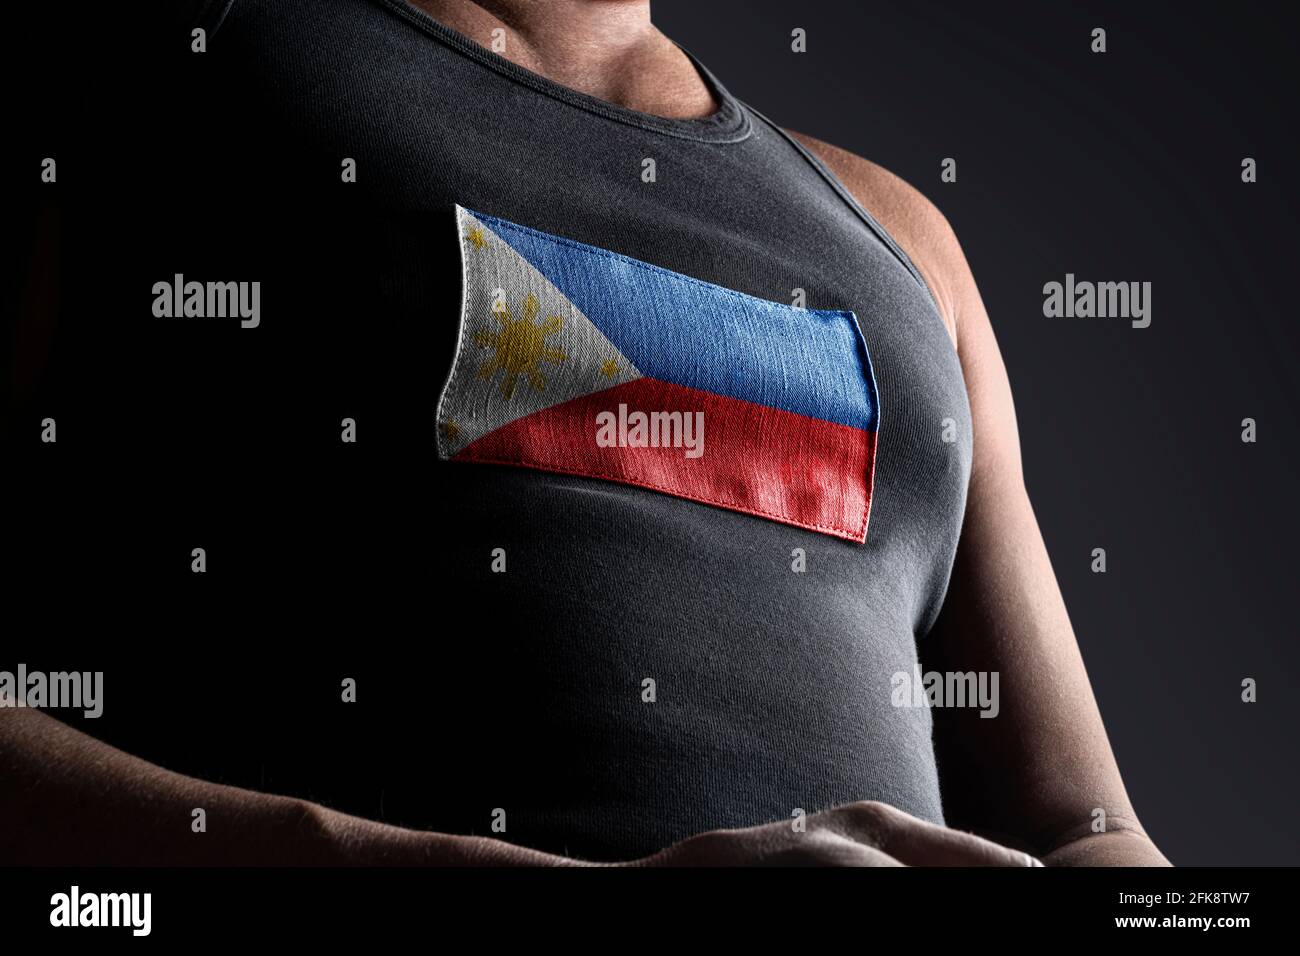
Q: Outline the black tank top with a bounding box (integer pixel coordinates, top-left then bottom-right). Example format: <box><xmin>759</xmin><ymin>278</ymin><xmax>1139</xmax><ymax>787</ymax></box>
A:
<box><xmin>134</xmin><ymin>0</ymin><xmax>973</xmax><ymax>861</ymax></box>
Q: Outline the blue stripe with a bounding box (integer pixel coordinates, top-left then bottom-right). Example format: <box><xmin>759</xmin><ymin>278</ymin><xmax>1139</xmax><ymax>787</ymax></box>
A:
<box><xmin>472</xmin><ymin>209</ymin><xmax>878</xmax><ymax>431</ymax></box>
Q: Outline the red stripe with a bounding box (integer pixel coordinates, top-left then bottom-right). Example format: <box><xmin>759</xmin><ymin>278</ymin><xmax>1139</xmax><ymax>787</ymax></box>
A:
<box><xmin>454</xmin><ymin>378</ymin><xmax>876</xmax><ymax>542</ymax></box>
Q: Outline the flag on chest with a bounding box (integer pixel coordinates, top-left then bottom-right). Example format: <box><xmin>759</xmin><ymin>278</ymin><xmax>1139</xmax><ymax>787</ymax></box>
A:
<box><xmin>436</xmin><ymin>204</ymin><xmax>881</xmax><ymax>543</ymax></box>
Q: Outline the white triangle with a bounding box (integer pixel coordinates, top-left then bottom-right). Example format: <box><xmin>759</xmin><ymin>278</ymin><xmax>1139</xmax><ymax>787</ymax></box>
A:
<box><xmin>436</xmin><ymin>206</ymin><xmax>641</xmax><ymax>457</ymax></box>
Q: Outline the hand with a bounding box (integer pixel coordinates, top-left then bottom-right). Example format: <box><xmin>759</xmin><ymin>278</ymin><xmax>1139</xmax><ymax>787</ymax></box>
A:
<box><xmin>634</xmin><ymin>801</ymin><xmax>1043</xmax><ymax>867</ymax></box>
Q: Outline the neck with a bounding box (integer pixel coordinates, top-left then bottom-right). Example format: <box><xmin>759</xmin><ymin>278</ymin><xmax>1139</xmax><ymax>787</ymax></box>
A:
<box><xmin>407</xmin><ymin>0</ymin><xmax>719</xmax><ymax>118</ymax></box>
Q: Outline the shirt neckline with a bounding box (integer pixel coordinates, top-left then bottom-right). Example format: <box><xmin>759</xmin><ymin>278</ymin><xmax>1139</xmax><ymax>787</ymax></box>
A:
<box><xmin>373</xmin><ymin>0</ymin><xmax>753</xmax><ymax>144</ymax></box>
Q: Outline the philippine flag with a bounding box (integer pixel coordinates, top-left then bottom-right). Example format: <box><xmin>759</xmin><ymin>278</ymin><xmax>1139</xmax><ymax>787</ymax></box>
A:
<box><xmin>436</xmin><ymin>205</ymin><xmax>881</xmax><ymax>542</ymax></box>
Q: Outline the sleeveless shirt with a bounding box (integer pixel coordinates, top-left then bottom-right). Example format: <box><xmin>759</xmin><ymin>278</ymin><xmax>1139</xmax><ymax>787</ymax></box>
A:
<box><xmin>138</xmin><ymin>0</ymin><xmax>974</xmax><ymax>862</ymax></box>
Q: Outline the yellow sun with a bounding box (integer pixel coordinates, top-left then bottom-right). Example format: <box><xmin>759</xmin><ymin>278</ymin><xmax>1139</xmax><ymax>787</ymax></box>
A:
<box><xmin>474</xmin><ymin>293</ymin><xmax>567</xmax><ymax>400</ymax></box>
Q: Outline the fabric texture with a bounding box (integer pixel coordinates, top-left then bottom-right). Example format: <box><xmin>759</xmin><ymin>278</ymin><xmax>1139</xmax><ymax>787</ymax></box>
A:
<box><xmin>159</xmin><ymin>0</ymin><xmax>975</xmax><ymax>862</ymax></box>
<box><xmin>439</xmin><ymin>205</ymin><xmax>880</xmax><ymax>541</ymax></box>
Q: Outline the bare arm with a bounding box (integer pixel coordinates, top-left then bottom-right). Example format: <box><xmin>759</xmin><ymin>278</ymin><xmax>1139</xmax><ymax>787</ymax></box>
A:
<box><xmin>0</xmin><ymin>705</ymin><xmax>581</xmax><ymax>866</ymax></box>
<box><xmin>2</xmin><ymin>705</ymin><xmax>1046</xmax><ymax>867</ymax></box>
<box><xmin>791</xmin><ymin>131</ymin><xmax>1170</xmax><ymax>866</ymax></box>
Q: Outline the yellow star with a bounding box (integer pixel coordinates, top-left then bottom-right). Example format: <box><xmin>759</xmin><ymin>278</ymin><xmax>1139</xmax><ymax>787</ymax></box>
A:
<box><xmin>600</xmin><ymin>359</ymin><xmax>620</xmax><ymax>378</ymax></box>
<box><xmin>467</xmin><ymin>227</ymin><xmax>486</xmax><ymax>249</ymax></box>
<box><xmin>473</xmin><ymin>292</ymin><xmax>567</xmax><ymax>400</ymax></box>
<box><xmin>440</xmin><ymin>419</ymin><xmax>461</xmax><ymax>441</ymax></box>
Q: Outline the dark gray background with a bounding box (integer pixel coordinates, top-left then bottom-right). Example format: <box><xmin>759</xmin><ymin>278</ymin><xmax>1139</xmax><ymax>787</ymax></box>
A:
<box><xmin>654</xmin><ymin>0</ymin><xmax>1298</xmax><ymax>865</ymax></box>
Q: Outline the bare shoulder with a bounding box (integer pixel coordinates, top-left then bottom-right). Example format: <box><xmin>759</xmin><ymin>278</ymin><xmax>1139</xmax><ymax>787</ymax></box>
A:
<box><xmin>787</xmin><ymin>131</ymin><xmax>1025</xmax><ymax>483</ymax></box>
<box><xmin>786</xmin><ymin>129</ymin><xmax>972</xmax><ymax>347</ymax></box>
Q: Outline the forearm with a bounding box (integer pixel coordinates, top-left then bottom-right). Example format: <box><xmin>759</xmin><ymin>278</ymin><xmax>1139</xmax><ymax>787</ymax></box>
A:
<box><xmin>0</xmin><ymin>706</ymin><xmax>579</xmax><ymax>866</ymax></box>
<box><xmin>1042</xmin><ymin>827</ymin><xmax>1172</xmax><ymax>867</ymax></box>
